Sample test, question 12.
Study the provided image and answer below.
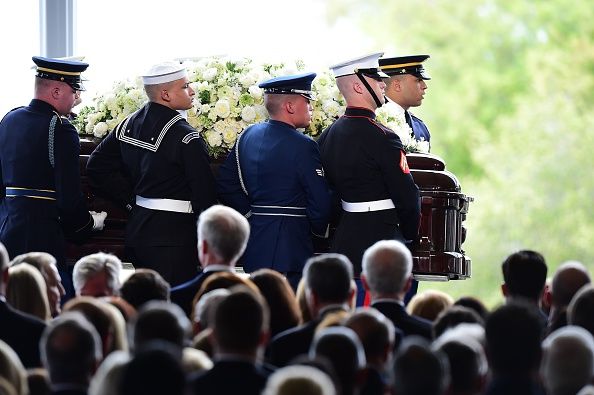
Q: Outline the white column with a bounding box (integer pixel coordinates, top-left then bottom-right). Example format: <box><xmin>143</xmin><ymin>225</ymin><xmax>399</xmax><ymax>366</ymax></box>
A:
<box><xmin>39</xmin><ymin>0</ymin><xmax>76</xmax><ymax>57</ymax></box>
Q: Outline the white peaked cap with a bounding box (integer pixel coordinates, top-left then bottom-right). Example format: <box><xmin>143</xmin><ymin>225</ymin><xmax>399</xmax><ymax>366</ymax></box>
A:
<box><xmin>329</xmin><ymin>52</ymin><xmax>388</xmax><ymax>78</ymax></box>
<box><xmin>141</xmin><ymin>62</ymin><xmax>188</xmax><ymax>85</ymax></box>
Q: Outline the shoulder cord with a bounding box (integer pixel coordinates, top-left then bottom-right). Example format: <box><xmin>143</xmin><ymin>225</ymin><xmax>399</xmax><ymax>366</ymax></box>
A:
<box><xmin>48</xmin><ymin>115</ymin><xmax>57</xmax><ymax>168</ymax></box>
<box><xmin>235</xmin><ymin>131</ymin><xmax>248</xmax><ymax>196</ymax></box>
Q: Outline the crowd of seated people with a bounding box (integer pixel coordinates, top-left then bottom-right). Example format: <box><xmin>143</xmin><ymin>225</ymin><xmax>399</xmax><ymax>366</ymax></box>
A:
<box><xmin>2</xmin><ymin>206</ymin><xmax>594</xmax><ymax>395</ymax></box>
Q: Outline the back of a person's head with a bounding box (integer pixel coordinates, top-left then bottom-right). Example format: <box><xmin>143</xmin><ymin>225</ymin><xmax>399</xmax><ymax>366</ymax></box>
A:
<box><xmin>250</xmin><ymin>268</ymin><xmax>301</xmax><ymax>337</ymax></box>
<box><xmin>40</xmin><ymin>312</ymin><xmax>102</xmax><ymax>385</ymax></box>
<box><xmin>541</xmin><ymin>325</ymin><xmax>594</xmax><ymax>395</ymax></box>
<box><xmin>432</xmin><ymin>305</ymin><xmax>485</xmax><ymax>340</ymax></box>
<box><xmin>552</xmin><ymin>261</ymin><xmax>592</xmax><ymax>308</ymax></box>
<box><xmin>10</xmin><ymin>251</ymin><xmax>56</xmax><ymax>271</ymax></box>
<box><xmin>132</xmin><ymin>300</ymin><xmax>190</xmax><ymax>352</ymax></box>
<box><xmin>393</xmin><ymin>336</ymin><xmax>450</xmax><ymax>395</ymax></box>
<box><xmin>0</xmin><ymin>340</ymin><xmax>28</xmax><ymax>395</ymax></box>
<box><xmin>119</xmin><ymin>341</ymin><xmax>186</xmax><ymax>395</ymax></box>
<box><xmin>501</xmin><ymin>250</ymin><xmax>547</xmax><ymax>301</ymax></box>
<box><xmin>119</xmin><ymin>269</ymin><xmax>170</xmax><ymax>310</ymax></box>
<box><xmin>73</xmin><ymin>252</ymin><xmax>122</xmax><ymax>297</ymax></box>
<box><xmin>88</xmin><ymin>350</ymin><xmax>129</xmax><ymax>395</ymax></box>
<box><xmin>568</xmin><ymin>284</ymin><xmax>594</xmax><ymax>337</ymax></box>
<box><xmin>193</xmin><ymin>288</ymin><xmax>231</xmax><ymax>331</ymax></box>
<box><xmin>6</xmin><ymin>262</ymin><xmax>51</xmax><ymax>321</ymax></box>
<box><xmin>0</xmin><ymin>242</ymin><xmax>9</xmax><ymax>284</ymax></box>
<box><xmin>309</xmin><ymin>327</ymin><xmax>365</xmax><ymax>395</ymax></box>
<box><xmin>197</xmin><ymin>204</ymin><xmax>250</xmax><ymax>264</ymax></box>
<box><xmin>433</xmin><ymin>337</ymin><xmax>487</xmax><ymax>395</ymax></box>
<box><xmin>263</xmin><ymin>365</ymin><xmax>336</xmax><ymax>395</ymax></box>
<box><xmin>407</xmin><ymin>290</ymin><xmax>454</xmax><ymax>322</ymax></box>
<box><xmin>453</xmin><ymin>296</ymin><xmax>489</xmax><ymax>321</ymax></box>
<box><xmin>62</xmin><ymin>297</ymin><xmax>115</xmax><ymax>356</ymax></box>
<box><xmin>344</xmin><ymin>307</ymin><xmax>395</xmax><ymax>365</ymax></box>
<box><xmin>485</xmin><ymin>301</ymin><xmax>543</xmax><ymax>377</ymax></box>
<box><xmin>193</xmin><ymin>271</ymin><xmax>259</xmax><ymax>305</ymax></box>
<box><xmin>304</xmin><ymin>254</ymin><xmax>353</xmax><ymax>304</ymax></box>
<box><xmin>211</xmin><ymin>286</ymin><xmax>269</xmax><ymax>354</ymax></box>
<box><xmin>362</xmin><ymin>240</ymin><xmax>412</xmax><ymax>295</ymax></box>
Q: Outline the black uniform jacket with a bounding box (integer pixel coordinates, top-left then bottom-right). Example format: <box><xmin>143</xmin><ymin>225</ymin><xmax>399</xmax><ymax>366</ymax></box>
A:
<box><xmin>0</xmin><ymin>100</ymin><xmax>93</xmax><ymax>266</ymax></box>
<box><xmin>318</xmin><ymin>106</ymin><xmax>420</xmax><ymax>274</ymax></box>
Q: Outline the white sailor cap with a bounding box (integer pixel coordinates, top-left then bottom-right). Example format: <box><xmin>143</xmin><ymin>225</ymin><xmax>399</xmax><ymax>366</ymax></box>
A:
<box><xmin>329</xmin><ymin>52</ymin><xmax>389</xmax><ymax>79</ymax></box>
<box><xmin>141</xmin><ymin>62</ymin><xmax>188</xmax><ymax>85</ymax></box>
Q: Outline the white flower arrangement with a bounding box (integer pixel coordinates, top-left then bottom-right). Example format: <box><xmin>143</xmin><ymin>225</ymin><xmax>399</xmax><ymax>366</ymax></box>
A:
<box><xmin>72</xmin><ymin>56</ymin><xmax>427</xmax><ymax>156</ymax></box>
<box><xmin>375</xmin><ymin>106</ymin><xmax>430</xmax><ymax>154</ymax></box>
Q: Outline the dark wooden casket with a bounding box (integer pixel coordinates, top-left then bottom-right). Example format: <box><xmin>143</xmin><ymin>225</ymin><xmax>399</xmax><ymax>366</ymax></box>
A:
<box><xmin>68</xmin><ymin>139</ymin><xmax>472</xmax><ymax>281</ymax></box>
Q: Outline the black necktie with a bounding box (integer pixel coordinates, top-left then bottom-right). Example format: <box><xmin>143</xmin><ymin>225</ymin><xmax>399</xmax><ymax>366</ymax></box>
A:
<box><xmin>405</xmin><ymin>111</ymin><xmax>415</xmax><ymax>138</ymax></box>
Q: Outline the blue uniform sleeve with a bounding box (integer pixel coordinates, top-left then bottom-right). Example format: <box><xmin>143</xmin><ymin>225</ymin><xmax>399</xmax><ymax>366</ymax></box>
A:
<box><xmin>377</xmin><ymin>132</ymin><xmax>421</xmax><ymax>241</ymax></box>
<box><xmin>86</xmin><ymin>129</ymin><xmax>135</xmax><ymax>209</ymax></box>
<box><xmin>216</xmin><ymin>142</ymin><xmax>251</xmax><ymax>216</ymax></box>
<box><xmin>180</xmin><ymin>133</ymin><xmax>218</xmax><ymax>213</ymax></box>
<box><xmin>53</xmin><ymin>119</ymin><xmax>93</xmax><ymax>234</ymax></box>
<box><xmin>298</xmin><ymin>139</ymin><xmax>332</xmax><ymax>237</ymax></box>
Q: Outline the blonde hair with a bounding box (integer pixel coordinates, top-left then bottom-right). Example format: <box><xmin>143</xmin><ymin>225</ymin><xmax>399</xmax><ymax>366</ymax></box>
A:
<box><xmin>6</xmin><ymin>263</ymin><xmax>51</xmax><ymax>321</ymax></box>
<box><xmin>407</xmin><ymin>289</ymin><xmax>454</xmax><ymax>321</ymax></box>
<box><xmin>0</xmin><ymin>340</ymin><xmax>29</xmax><ymax>395</ymax></box>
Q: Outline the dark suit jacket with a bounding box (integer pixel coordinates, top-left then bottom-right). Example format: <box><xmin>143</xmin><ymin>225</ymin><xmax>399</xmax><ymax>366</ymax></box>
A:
<box><xmin>266</xmin><ymin>318</ymin><xmax>321</xmax><ymax>368</ymax></box>
<box><xmin>170</xmin><ymin>269</ymin><xmax>225</xmax><ymax>317</ymax></box>
<box><xmin>372</xmin><ymin>300</ymin><xmax>432</xmax><ymax>340</ymax></box>
<box><xmin>0</xmin><ymin>299</ymin><xmax>46</xmax><ymax>368</ymax></box>
<box><xmin>189</xmin><ymin>359</ymin><xmax>269</xmax><ymax>395</ymax></box>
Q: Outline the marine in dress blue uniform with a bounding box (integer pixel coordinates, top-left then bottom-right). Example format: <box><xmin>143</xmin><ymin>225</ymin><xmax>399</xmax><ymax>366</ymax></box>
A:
<box><xmin>317</xmin><ymin>53</ymin><xmax>421</xmax><ymax>305</ymax></box>
<box><xmin>379</xmin><ymin>55</ymin><xmax>432</xmax><ymax>146</ymax></box>
<box><xmin>217</xmin><ymin>72</ymin><xmax>331</xmax><ymax>288</ymax></box>
<box><xmin>86</xmin><ymin>62</ymin><xmax>217</xmax><ymax>287</ymax></box>
<box><xmin>0</xmin><ymin>57</ymin><xmax>104</xmax><ymax>273</ymax></box>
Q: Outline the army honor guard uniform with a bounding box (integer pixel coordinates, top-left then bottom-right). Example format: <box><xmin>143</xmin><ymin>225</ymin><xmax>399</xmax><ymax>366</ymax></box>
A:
<box><xmin>0</xmin><ymin>57</ymin><xmax>101</xmax><ymax>268</ymax></box>
<box><xmin>318</xmin><ymin>53</ymin><xmax>421</xmax><ymax>276</ymax></box>
<box><xmin>379</xmin><ymin>55</ymin><xmax>432</xmax><ymax>144</ymax></box>
<box><xmin>86</xmin><ymin>63</ymin><xmax>217</xmax><ymax>287</ymax></box>
<box><xmin>217</xmin><ymin>73</ymin><xmax>331</xmax><ymax>286</ymax></box>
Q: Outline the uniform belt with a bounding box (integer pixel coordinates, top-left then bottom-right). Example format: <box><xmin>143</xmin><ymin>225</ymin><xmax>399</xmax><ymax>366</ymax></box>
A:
<box><xmin>136</xmin><ymin>196</ymin><xmax>194</xmax><ymax>213</ymax></box>
<box><xmin>5</xmin><ymin>187</ymin><xmax>57</xmax><ymax>201</ymax></box>
<box><xmin>250</xmin><ymin>205</ymin><xmax>307</xmax><ymax>217</ymax></box>
<box><xmin>341</xmin><ymin>199</ymin><xmax>395</xmax><ymax>212</ymax></box>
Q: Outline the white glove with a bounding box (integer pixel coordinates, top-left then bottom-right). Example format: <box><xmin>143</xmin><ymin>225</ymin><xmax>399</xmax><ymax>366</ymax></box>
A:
<box><xmin>90</xmin><ymin>211</ymin><xmax>107</xmax><ymax>231</ymax></box>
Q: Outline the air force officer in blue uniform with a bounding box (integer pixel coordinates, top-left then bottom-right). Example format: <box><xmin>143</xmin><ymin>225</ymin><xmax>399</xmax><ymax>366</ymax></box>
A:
<box><xmin>0</xmin><ymin>57</ymin><xmax>106</xmax><ymax>274</ymax></box>
<box><xmin>379</xmin><ymin>55</ymin><xmax>431</xmax><ymax>147</ymax></box>
<box><xmin>217</xmin><ymin>73</ymin><xmax>331</xmax><ymax>288</ymax></box>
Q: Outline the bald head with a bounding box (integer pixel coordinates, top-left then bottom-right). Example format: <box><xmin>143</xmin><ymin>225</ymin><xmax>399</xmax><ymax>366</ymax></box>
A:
<box><xmin>335</xmin><ymin>74</ymin><xmax>383</xmax><ymax>110</ymax></box>
<box><xmin>552</xmin><ymin>261</ymin><xmax>591</xmax><ymax>308</ymax></box>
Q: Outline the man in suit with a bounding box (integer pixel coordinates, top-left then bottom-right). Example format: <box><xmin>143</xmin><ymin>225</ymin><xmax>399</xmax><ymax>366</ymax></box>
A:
<box><xmin>86</xmin><ymin>61</ymin><xmax>217</xmax><ymax>288</ymax></box>
<box><xmin>0</xmin><ymin>241</ymin><xmax>47</xmax><ymax>368</ymax></box>
<box><xmin>189</xmin><ymin>287</ymin><xmax>271</xmax><ymax>395</ymax></box>
<box><xmin>361</xmin><ymin>239</ymin><xmax>432</xmax><ymax>339</ymax></box>
<box><xmin>170</xmin><ymin>204</ymin><xmax>250</xmax><ymax>316</ymax></box>
<box><xmin>318</xmin><ymin>53</ymin><xmax>421</xmax><ymax>305</ymax></box>
<box><xmin>379</xmin><ymin>55</ymin><xmax>432</xmax><ymax>145</ymax></box>
<box><xmin>40</xmin><ymin>311</ymin><xmax>102</xmax><ymax>395</ymax></box>
<box><xmin>217</xmin><ymin>72</ymin><xmax>331</xmax><ymax>290</ymax></box>
<box><xmin>267</xmin><ymin>253</ymin><xmax>355</xmax><ymax>367</ymax></box>
<box><xmin>0</xmin><ymin>56</ymin><xmax>107</xmax><ymax>297</ymax></box>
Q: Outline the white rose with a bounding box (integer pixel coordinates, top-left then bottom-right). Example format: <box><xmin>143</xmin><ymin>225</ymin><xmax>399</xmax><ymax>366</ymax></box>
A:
<box><xmin>203</xmin><ymin>67</ymin><xmax>218</xmax><ymax>82</ymax></box>
<box><xmin>93</xmin><ymin>122</ymin><xmax>109</xmax><ymax>138</ymax></box>
<box><xmin>200</xmin><ymin>104</ymin><xmax>210</xmax><ymax>115</ymax></box>
<box><xmin>322</xmin><ymin>100</ymin><xmax>340</xmax><ymax>118</ymax></box>
<box><xmin>222</xmin><ymin>129</ymin><xmax>237</xmax><ymax>145</ymax></box>
<box><xmin>213</xmin><ymin>120</ymin><xmax>226</xmax><ymax>134</ymax></box>
<box><xmin>214</xmin><ymin>99</ymin><xmax>231</xmax><ymax>118</ymax></box>
<box><xmin>205</xmin><ymin>130</ymin><xmax>223</xmax><ymax>147</ymax></box>
<box><xmin>241</xmin><ymin>106</ymin><xmax>256</xmax><ymax>123</ymax></box>
<box><xmin>248</xmin><ymin>85</ymin><xmax>263</xmax><ymax>101</ymax></box>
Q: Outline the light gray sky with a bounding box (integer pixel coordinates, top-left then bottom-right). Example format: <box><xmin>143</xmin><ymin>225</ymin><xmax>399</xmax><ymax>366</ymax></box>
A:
<box><xmin>0</xmin><ymin>0</ymin><xmax>374</xmax><ymax>115</ymax></box>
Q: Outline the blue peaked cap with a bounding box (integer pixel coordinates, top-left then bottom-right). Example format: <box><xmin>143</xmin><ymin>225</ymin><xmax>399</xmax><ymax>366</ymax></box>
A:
<box><xmin>32</xmin><ymin>56</ymin><xmax>89</xmax><ymax>91</ymax></box>
<box><xmin>258</xmin><ymin>72</ymin><xmax>317</xmax><ymax>100</ymax></box>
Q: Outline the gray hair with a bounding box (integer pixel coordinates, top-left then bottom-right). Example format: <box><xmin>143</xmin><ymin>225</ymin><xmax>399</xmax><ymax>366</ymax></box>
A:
<box><xmin>362</xmin><ymin>240</ymin><xmax>412</xmax><ymax>294</ymax></box>
<box><xmin>73</xmin><ymin>252</ymin><xmax>122</xmax><ymax>296</ymax></box>
<box><xmin>263</xmin><ymin>364</ymin><xmax>336</xmax><ymax>395</ymax></box>
<box><xmin>541</xmin><ymin>325</ymin><xmax>594</xmax><ymax>395</ymax></box>
<box><xmin>197</xmin><ymin>205</ymin><xmax>250</xmax><ymax>264</ymax></box>
<box><xmin>193</xmin><ymin>288</ymin><xmax>231</xmax><ymax>327</ymax></box>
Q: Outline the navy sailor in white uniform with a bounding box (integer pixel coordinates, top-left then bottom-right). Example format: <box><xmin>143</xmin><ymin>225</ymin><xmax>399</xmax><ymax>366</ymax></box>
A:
<box><xmin>86</xmin><ymin>62</ymin><xmax>217</xmax><ymax>287</ymax></box>
<box><xmin>217</xmin><ymin>72</ymin><xmax>332</xmax><ymax>289</ymax></box>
